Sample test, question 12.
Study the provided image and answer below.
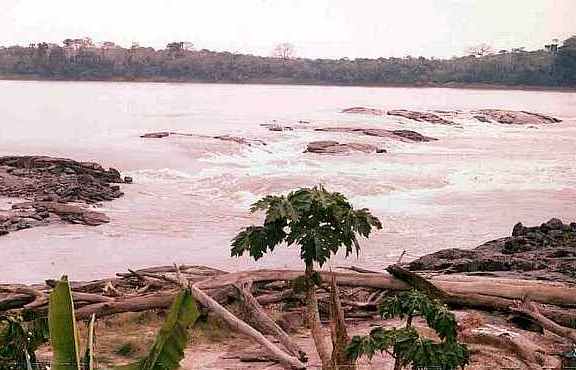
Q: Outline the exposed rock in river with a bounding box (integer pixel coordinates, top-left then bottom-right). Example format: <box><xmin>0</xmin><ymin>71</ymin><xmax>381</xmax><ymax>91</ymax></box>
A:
<box><xmin>314</xmin><ymin>127</ymin><xmax>438</xmax><ymax>142</ymax></box>
<box><xmin>141</xmin><ymin>132</ymin><xmax>171</xmax><ymax>138</ymax></box>
<box><xmin>141</xmin><ymin>132</ymin><xmax>266</xmax><ymax>146</ymax></box>
<box><xmin>260</xmin><ymin>123</ymin><xmax>294</xmax><ymax>132</ymax></box>
<box><xmin>387</xmin><ymin>109</ymin><xmax>456</xmax><ymax>125</ymax></box>
<box><xmin>341</xmin><ymin>107</ymin><xmax>387</xmax><ymax>115</ymax></box>
<box><xmin>0</xmin><ymin>156</ymin><xmax>129</xmax><ymax>236</ymax></box>
<box><xmin>305</xmin><ymin>141</ymin><xmax>385</xmax><ymax>154</ymax></box>
<box><xmin>407</xmin><ymin>218</ymin><xmax>576</xmax><ymax>283</ymax></box>
<box><xmin>341</xmin><ymin>106</ymin><xmax>561</xmax><ymax>126</ymax></box>
<box><xmin>473</xmin><ymin>110</ymin><xmax>562</xmax><ymax>125</ymax></box>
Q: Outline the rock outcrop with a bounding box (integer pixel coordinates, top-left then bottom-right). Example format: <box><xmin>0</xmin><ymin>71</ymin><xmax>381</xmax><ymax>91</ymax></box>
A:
<box><xmin>314</xmin><ymin>127</ymin><xmax>437</xmax><ymax>142</ymax></box>
<box><xmin>141</xmin><ymin>132</ymin><xmax>266</xmax><ymax>146</ymax></box>
<box><xmin>140</xmin><ymin>132</ymin><xmax>171</xmax><ymax>138</ymax></box>
<box><xmin>0</xmin><ymin>156</ymin><xmax>130</xmax><ymax>236</ymax></box>
<box><xmin>341</xmin><ymin>107</ymin><xmax>387</xmax><ymax>115</ymax></box>
<box><xmin>341</xmin><ymin>107</ymin><xmax>561</xmax><ymax>126</ymax></box>
<box><xmin>387</xmin><ymin>109</ymin><xmax>455</xmax><ymax>125</ymax></box>
<box><xmin>305</xmin><ymin>141</ymin><xmax>385</xmax><ymax>154</ymax></box>
<box><xmin>407</xmin><ymin>218</ymin><xmax>576</xmax><ymax>283</ymax></box>
<box><xmin>472</xmin><ymin>110</ymin><xmax>562</xmax><ymax>125</ymax></box>
<box><xmin>260</xmin><ymin>123</ymin><xmax>294</xmax><ymax>132</ymax></box>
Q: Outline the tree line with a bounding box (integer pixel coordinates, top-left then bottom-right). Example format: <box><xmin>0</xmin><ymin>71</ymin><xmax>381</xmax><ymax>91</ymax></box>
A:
<box><xmin>0</xmin><ymin>36</ymin><xmax>574</xmax><ymax>87</ymax></box>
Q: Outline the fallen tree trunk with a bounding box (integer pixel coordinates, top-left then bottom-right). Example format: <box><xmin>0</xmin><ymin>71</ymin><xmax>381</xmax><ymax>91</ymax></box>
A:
<box><xmin>511</xmin><ymin>300</ymin><xmax>576</xmax><ymax>343</ymax></box>
<box><xmin>3</xmin><ymin>267</ymin><xmax>576</xmax><ymax>329</ymax></box>
<box><xmin>188</xmin><ymin>283</ymin><xmax>306</xmax><ymax>370</ymax></box>
<box><xmin>460</xmin><ymin>332</ymin><xmax>546</xmax><ymax>370</ymax></box>
<box><xmin>234</xmin><ymin>281</ymin><xmax>308</xmax><ymax>362</ymax></box>
<box><xmin>195</xmin><ymin>269</ymin><xmax>576</xmax><ymax>308</ymax></box>
<box><xmin>75</xmin><ymin>291</ymin><xmax>177</xmax><ymax>320</ymax></box>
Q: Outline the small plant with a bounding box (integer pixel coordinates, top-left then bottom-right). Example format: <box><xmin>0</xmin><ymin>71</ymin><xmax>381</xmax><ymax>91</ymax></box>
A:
<box><xmin>346</xmin><ymin>290</ymin><xmax>469</xmax><ymax>370</ymax></box>
<box><xmin>232</xmin><ymin>185</ymin><xmax>382</xmax><ymax>370</ymax></box>
<box><xmin>115</xmin><ymin>342</ymin><xmax>139</xmax><ymax>358</ymax></box>
<box><xmin>0</xmin><ymin>314</ymin><xmax>49</xmax><ymax>370</ymax></box>
<box><xmin>3</xmin><ymin>276</ymin><xmax>200</xmax><ymax>370</ymax></box>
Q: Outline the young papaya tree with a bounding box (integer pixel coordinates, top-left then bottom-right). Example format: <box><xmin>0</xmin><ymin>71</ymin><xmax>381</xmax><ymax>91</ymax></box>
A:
<box><xmin>231</xmin><ymin>185</ymin><xmax>382</xmax><ymax>370</ymax></box>
<box><xmin>346</xmin><ymin>290</ymin><xmax>470</xmax><ymax>370</ymax></box>
<box><xmin>46</xmin><ymin>276</ymin><xmax>200</xmax><ymax>370</ymax></box>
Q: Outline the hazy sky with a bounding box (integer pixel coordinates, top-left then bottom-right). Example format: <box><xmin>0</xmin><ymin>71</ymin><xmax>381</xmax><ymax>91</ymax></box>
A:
<box><xmin>2</xmin><ymin>0</ymin><xmax>575</xmax><ymax>59</ymax></box>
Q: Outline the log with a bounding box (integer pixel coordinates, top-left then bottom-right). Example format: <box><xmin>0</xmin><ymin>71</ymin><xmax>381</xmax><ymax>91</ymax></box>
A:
<box><xmin>256</xmin><ymin>289</ymin><xmax>296</xmax><ymax>305</ymax></box>
<box><xmin>461</xmin><ymin>331</ymin><xmax>545</xmax><ymax>370</ymax></box>
<box><xmin>511</xmin><ymin>299</ymin><xmax>576</xmax><ymax>343</ymax></box>
<box><xmin>386</xmin><ymin>264</ymin><xmax>448</xmax><ymax>299</ymax></box>
<box><xmin>120</xmin><ymin>265</ymin><xmax>306</xmax><ymax>370</ymax></box>
<box><xmin>75</xmin><ymin>291</ymin><xmax>176</xmax><ymax>320</ymax></box>
<box><xmin>233</xmin><ymin>281</ymin><xmax>308</xmax><ymax>362</ymax></box>
<box><xmin>188</xmin><ymin>282</ymin><xmax>306</xmax><ymax>369</ymax></box>
<box><xmin>447</xmin><ymin>293</ymin><xmax>576</xmax><ymax>329</ymax></box>
<box><xmin>195</xmin><ymin>269</ymin><xmax>576</xmax><ymax>308</ymax></box>
<box><xmin>3</xmin><ymin>267</ymin><xmax>576</xmax><ymax>329</ymax></box>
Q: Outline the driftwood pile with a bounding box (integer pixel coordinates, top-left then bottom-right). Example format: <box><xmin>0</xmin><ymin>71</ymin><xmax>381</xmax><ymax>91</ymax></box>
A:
<box><xmin>2</xmin><ymin>264</ymin><xmax>576</xmax><ymax>369</ymax></box>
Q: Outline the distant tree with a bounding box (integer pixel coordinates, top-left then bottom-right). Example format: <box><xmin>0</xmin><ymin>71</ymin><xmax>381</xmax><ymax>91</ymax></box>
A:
<box><xmin>0</xmin><ymin>38</ymin><xmax>571</xmax><ymax>87</ymax></box>
<box><xmin>466</xmin><ymin>43</ymin><xmax>493</xmax><ymax>57</ymax></box>
<box><xmin>272</xmin><ymin>42</ymin><xmax>296</xmax><ymax>60</ymax></box>
<box><xmin>167</xmin><ymin>42</ymin><xmax>184</xmax><ymax>52</ymax></box>
<box><xmin>563</xmin><ymin>35</ymin><xmax>576</xmax><ymax>48</ymax></box>
<box><xmin>553</xmin><ymin>35</ymin><xmax>576</xmax><ymax>85</ymax></box>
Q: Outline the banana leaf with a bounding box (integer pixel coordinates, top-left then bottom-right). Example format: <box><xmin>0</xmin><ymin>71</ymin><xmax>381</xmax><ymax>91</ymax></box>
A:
<box><xmin>115</xmin><ymin>288</ymin><xmax>199</xmax><ymax>370</ymax></box>
<box><xmin>48</xmin><ymin>276</ymin><xmax>81</xmax><ymax>370</ymax></box>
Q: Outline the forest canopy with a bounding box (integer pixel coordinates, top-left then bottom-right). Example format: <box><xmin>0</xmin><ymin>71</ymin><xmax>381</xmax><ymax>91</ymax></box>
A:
<box><xmin>0</xmin><ymin>36</ymin><xmax>575</xmax><ymax>87</ymax></box>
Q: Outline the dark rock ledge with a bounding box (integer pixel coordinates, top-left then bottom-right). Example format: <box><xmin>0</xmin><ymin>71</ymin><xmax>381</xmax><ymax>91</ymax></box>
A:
<box><xmin>0</xmin><ymin>156</ymin><xmax>131</xmax><ymax>236</ymax></box>
<box><xmin>141</xmin><ymin>132</ymin><xmax>267</xmax><ymax>146</ymax></box>
<box><xmin>407</xmin><ymin>218</ymin><xmax>576</xmax><ymax>283</ymax></box>
<box><xmin>314</xmin><ymin>127</ymin><xmax>438</xmax><ymax>142</ymax></box>
<box><xmin>305</xmin><ymin>141</ymin><xmax>386</xmax><ymax>155</ymax></box>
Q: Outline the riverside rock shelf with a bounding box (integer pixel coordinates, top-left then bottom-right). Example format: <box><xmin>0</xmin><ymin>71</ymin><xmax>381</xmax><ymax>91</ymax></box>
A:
<box><xmin>0</xmin><ymin>155</ymin><xmax>131</xmax><ymax>236</ymax></box>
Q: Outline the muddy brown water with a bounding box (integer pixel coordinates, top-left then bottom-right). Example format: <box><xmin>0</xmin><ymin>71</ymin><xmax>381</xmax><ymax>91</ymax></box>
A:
<box><xmin>1</xmin><ymin>80</ymin><xmax>575</xmax><ymax>283</ymax></box>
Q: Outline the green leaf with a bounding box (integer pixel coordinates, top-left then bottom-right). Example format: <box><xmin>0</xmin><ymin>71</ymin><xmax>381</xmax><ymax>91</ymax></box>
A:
<box><xmin>232</xmin><ymin>185</ymin><xmax>382</xmax><ymax>268</ymax></box>
<box><xmin>48</xmin><ymin>276</ymin><xmax>81</xmax><ymax>370</ymax></box>
<box><xmin>117</xmin><ymin>288</ymin><xmax>200</xmax><ymax>370</ymax></box>
<box><xmin>353</xmin><ymin>289</ymin><xmax>469</xmax><ymax>370</ymax></box>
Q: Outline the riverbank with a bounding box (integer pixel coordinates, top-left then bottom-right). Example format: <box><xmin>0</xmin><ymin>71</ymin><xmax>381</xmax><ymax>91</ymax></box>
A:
<box><xmin>4</xmin><ymin>260</ymin><xmax>574</xmax><ymax>369</ymax></box>
<box><xmin>2</xmin><ymin>74</ymin><xmax>576</xmax><ymax>92</ymax></box>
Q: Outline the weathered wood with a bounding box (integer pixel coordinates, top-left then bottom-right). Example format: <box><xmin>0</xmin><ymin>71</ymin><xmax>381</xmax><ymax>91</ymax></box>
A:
<box><xmin>3</xmin><ymin>266</ymin><xmax>576</xmax><ymax>330</ymax></box>
<box><xmin>461</xmin><ymin>332</ymin><xmax>546</xmax><ymax>370</ymax></box>
<box><xmin>511</xmin><ymin>299</ymin><xmax>576</xmax><ymax>343</ymax></box>
<box><xmin>188</xmin><ymin>282</ymin><xmax>306</xmax><ymax>370</ymax></box>
<box><xmin>386</xmin><ymin>264</ymin><xmax>448</xmax><ymax>299</ymax></box>
<box><xmin>194</xmin><ymin>269</ymin><xmax>576</xmax><ymax>308</ymax></box>
<box><xmin>234</xmin><ymin>281</ymin><xmax>307</xmax><ymax>362</ymax></box>
<box><xmin>75</xmin><ymin>291</ymin><xmax>177</xmax><ymax>320</ymax></box>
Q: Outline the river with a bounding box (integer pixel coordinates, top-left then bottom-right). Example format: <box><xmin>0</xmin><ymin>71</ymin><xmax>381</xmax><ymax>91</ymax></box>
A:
<box><xmin>1</xmin><ymin>80</ymin><xmax>575</xmax><ymax>283</ymax></box>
